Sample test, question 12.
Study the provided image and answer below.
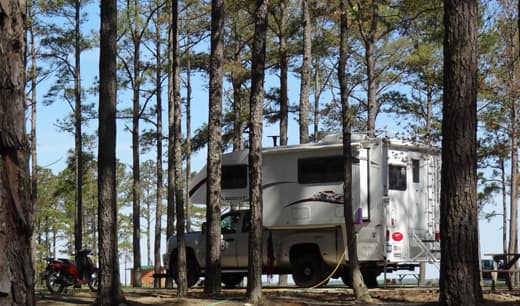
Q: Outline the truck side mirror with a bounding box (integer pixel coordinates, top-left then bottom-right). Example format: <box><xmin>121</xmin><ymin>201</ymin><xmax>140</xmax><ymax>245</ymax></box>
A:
<box><xmin>201</xmin><ymin>222</ymin><xmax>206</xmax><ymax>233</ymax></box>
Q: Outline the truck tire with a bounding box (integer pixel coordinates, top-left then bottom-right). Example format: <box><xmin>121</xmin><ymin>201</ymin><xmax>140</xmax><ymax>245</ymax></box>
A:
<box><xmin>340</xmin><ymin>273</ymin><xmax>352</xmax><ymax>287</ymax></box>
<box><xmin>170</xmin><ymin>251</ymin><xmax>200</xmax><ymax>288</ymax></box>
<box><xmin>221</xmin><ymin>273</ymin><xmax>244</xmax><ymax>288</ymax></box>
<box><xmin>362</xmin><ymin>271</ymin><xmax>379</xmax><ymax>288</ymax></box>
<box><xmin>291</xmin><ymin>253</ymin><xmax>327</xmax><ymax>287</ymax></box>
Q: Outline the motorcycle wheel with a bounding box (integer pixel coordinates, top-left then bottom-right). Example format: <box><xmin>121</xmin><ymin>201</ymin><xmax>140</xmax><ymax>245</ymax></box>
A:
<box><xmin>88</xmin><ymin>269</ymin><xmax>99</xmax><ymax>292</ymax></box>
<box><xmin>45</xmin><ymin>270</ymin><xmax>65</xmax><ymax>293</ymax></box>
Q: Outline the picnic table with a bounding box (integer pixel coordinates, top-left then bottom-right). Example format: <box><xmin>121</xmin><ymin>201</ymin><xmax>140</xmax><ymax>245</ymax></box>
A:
<box><xmin>483</xmin><ymin>253</ymin><xmax>520</xmax><ymax>291</ymax></box>
<box><xmin>396</xmin><ymin>273</ymin><xmax>419</xmax><ymax>284</ymax></box>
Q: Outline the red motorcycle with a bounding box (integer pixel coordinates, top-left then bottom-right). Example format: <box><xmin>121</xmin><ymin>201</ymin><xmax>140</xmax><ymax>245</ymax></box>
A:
<box><xmin>41</xmin><ymin>248</ymin><xmax>98</xmax><ymax>293</ymax></box>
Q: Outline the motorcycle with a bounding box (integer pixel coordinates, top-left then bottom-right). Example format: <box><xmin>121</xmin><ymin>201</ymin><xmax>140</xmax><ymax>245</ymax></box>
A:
<box><xmin>41</xmin><ymin>248</ymin><xmax>98</xmax><ymax>293</ymax></box>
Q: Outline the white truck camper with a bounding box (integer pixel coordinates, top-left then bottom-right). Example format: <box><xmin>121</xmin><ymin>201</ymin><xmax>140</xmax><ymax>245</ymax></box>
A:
<box><xmin>163</xmin><ymin>134</ymin><xmax>441</xmax><ymax>288</ymax></box>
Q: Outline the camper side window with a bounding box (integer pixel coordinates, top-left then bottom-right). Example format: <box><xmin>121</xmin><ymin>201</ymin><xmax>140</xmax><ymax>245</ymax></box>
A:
<box><xmin>412</xmin><ymin>159</ymin><xmax>420</xmax><ymax>183</ymax></box>
<box><xmin>298</xmin><ymin>156</ymin><xmax>344</xmax><ymax>184</ymax></box>
<box><xmin>222</xmin><ymin>165</ymin><xmax>248</xmax><ymax>189</ymax></box>
<box><xmin>389</xmin><ymin>165</ymin><xmax>407</xmax><ymax>191</ymax></box>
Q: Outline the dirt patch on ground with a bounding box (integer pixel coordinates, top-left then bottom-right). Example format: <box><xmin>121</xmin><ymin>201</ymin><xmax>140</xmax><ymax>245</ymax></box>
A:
<box><xmin>36</xmin><ymin>287</ymin><xmax>520</xmax><ymax>306</ymax></box>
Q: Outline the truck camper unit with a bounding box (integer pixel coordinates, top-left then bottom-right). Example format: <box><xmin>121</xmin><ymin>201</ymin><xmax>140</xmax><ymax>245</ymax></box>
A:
<box><xmin>184</xmin><ymin>134</ymin><xmax>441</xmax><ymax>286</ymax></box>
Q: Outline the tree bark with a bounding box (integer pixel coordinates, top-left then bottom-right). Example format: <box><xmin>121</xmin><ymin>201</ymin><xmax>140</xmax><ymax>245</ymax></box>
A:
<box><xmin>0</xmin><ymin>1</ymin><xmax>35</xmax><ymax>304</ymax></box>
<box><xmin>166</xmin><ymin>0</ymin><xmax>176</xmax><ymax>288</ymax></box>
<box><xmin>365</xmin><ymin>1</ymin><xmax>378</xmax><ymax>137</ymax></box>
<box><xmin>507</xmin><ymin>1</ymin><xmax>520</xmax><ymax>284</ymax></box>
<box><xmin>96</xmin><ymin>0</ymin><xmax>126</xmax><ymax>303</ymax></box>
<box><xmin>28</xmin><ymin>0</ymin><xmax>39</xmax><ymax>278</ymax></box>
<box><xmin>501</xmin><ymin>159</ymin><xmax>507</xmax><ymax>254</ymax></box>
<box><xmin>171</xmin><ymin>0</ymin><xmax>188</xmax><ymax>296</ymax></box>
<box><xmin>508</xmin><ymin>95</ymin><xmax>518</xmax><ymax>285</ymax></box>
<box><xmin>131</xmin><ymin>1</ymin><xmax>142</xmax><ymax>285</ymax></box>
<box><xmin>299</xmin><ymin>0</ymin><xmax>311</xmax><ymax>144</ymax></box>
<box><xmin>339</xmin><ymin>0</ymin><xmax>371</xmax><ymax>302</ymax></box>
<box><xmin>247</xmin><ymin>0</ymin><xmax>268</xmax><ymax>303</ymax></box>
<box><xmin>205</xmin><ymin>0</ymin><xmax>224</xmax><ymax>295</ymax></box>
<box><xmin>279</xmin><ymin>0</ymin><xmax>288</xmax><ymax>146</ymax></box>
<box><xmin>231</xmin><ymin>21</ymin><xmax>244</xmax><ymax>152</ymax></box>
<box><xmin>185</xmin><ymin>50</ymin><xmax>192</xmax><ymax>232</ymax></box>
<box><xmin>153</xmin><ymin>3</ymin><xmax>163</xmax><ymax>289</ymax></box>
<box><xmin>74</xmin><ymin>0</ymin><xmax>84</xmax><ymax>253</ymax></box>
<box><xmin>440</xmin><ymin>1</ymin><xmax>482</xmax><ymax>305</ymax></box>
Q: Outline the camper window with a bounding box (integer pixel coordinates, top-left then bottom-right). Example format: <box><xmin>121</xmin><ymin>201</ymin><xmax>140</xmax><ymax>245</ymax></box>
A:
<box><xmin>222</xmin><ymin>165</ymin><xmax>248</xmax><ymax>189</ymax></box>
<box><xmin>389</xmin><ymin>165</ymin><xmax>407</xmax><ymax>190</ymax></box>
<box><xmin>298</xmin><ymin>156</ymin><xmax>344</xmax><ymax>184</ymax></box>
<box><xmin>412</xmin><ymin>159</ymin><xmax>420</xmax><ymax>183</ymax></box>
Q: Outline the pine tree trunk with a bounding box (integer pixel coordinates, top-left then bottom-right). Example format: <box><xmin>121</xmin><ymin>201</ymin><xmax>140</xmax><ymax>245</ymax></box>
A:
<box><xmin>28</xmin><ymin>0</ymin><xmax>39</xmax><ymax>278</ymax></box>
<box><xmin>508</xmin><ymin>101</ymin><xmax>518</xmax><ymax>286</ymax></box>
<box><xmin>74</xmin><ymin>0</ymin><xmax>84</xmax><ymax>253</ymax></box>
<box><xmin>231</xmin><ymin>23</ymin><xmax>244</xmax><ymax>152</ymax></box>
<box><xmin>365</xmin><ymin>3</ymin><xmax>378</xmax><ymax>138</ymax></box>
<box><xmin>313</xmin><ymin>62</ymin><xmax>320</xmax><ymax>142</ymax></box>
<box><xmin>299</xmin><ymin>0</ymin><xmax>311</xmax><ymax>144</ymax></box>
<box><xmin>171</xmin><ymin>0</ymin><xmax>188</xmax><ymax>295</ymax></box>
<box><xmin>131</xmin><ymin>30</ymin><xmax>142</xmax><ymax>287</ymax></box>
<box><xmin>166</xmin><ymin>1</ymin><xmax>176</xmax><ymax>288</ymax></box>
<box><xmin>153</xmin><ymin>20</ymin><xmax>164</xmax><ymax>281</ymax></box>
<box><xmin>501</xmin><ymin>160</ymin><xmax>507</xmax><ymax>254</ymax></box>
<box><xmin>0</xmin><ymin>2</ymin><xmax>35</xmax><ymax>304</ymax></box>
<box><xmin>418</xmin><ymin>262</ymin><xmax>426</xmax><ymax>287</ymax></box>
<box><xmin>205</xmin><ymin>0</ymin><xmax>225</xmax><ymax>295</ymax></box>
<box><xmin>247</xmin><ymin>0</ymin><xmax>268</xmax><ymax>303</ymax></box>
<box><xmin>232</xmin><ymin>77</ymin><xmax>244</xmax><ymax>151</ymax></box>
<box><xmin>185</xmin><ymin>51</ymin><xmax>192</xmax><ymax>232</ymax></box>
<box><xmin>440</xmin><ymin>1</ymin><xmax>482</xmax><ymax>305</ymax></box>
<box><xmin>96</xmin><ymin>0</ymin><xmax>126</xmax><ymax>303</ymax></box>
<box><xmin>279</xmin><ymin>0</ymin><xmax>288</xmax><ymax>146</ymax></box>
<box><xmin>278</xmin><ymin>274</ymin><xmax>288</xmax><ymax>286</ymax></box>
<box><xmin>339</xmin><ymin>0</ymin><xmax>371</xmax><ymax>302</ymax></box>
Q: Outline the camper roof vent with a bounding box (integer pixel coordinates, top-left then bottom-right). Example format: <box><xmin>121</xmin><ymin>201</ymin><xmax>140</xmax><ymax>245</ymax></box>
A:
<box><xmin>318</xmin><ymin>133</ymin><xmax>367</xmax><ymax>144</ymax></box>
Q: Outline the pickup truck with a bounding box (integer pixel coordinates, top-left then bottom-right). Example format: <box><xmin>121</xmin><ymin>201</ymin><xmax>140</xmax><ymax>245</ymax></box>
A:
<box><xmin>163</xmin><ymin>209</ymin><xmax>382</xmax><ymax>288</ymax></box>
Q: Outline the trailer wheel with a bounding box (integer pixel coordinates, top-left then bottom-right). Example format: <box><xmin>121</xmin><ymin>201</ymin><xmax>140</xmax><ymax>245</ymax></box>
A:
<box><xmin>169</xmin><ymin>250</ymin><xmax>200</xmax><ymax>288</ymax></box>
<box><xmin>291</xmin><ymin>253</ymin><xmax>326</xmax><ymax>287</ymax></box>
<box><xmin>222</xmin><ymin>273</ymin><xmax>244</xmax><ymax>288</ymax></box>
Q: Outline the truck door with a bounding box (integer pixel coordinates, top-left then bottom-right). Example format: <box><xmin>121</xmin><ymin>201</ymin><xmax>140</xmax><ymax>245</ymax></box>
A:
<box><xmin>220</xmin><ymin>212</ymin><xmax>240</xmax><ymax>268</ymax></box>
<box><xmin>235</xmin><ymin>211</ymin><xmax>250</xmax><ymax>267</ymax></box>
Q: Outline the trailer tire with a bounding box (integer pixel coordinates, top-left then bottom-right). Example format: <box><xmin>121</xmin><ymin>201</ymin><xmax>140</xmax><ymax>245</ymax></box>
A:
<box><xmin>169</xmin><ymin>250</ymin><xmax>200</xmax><ymax>288</ymax></box>
<box><xmin>222</xmin><ymin>273</ymin><xmax>244</xmax><ymax>288</ymax></box>
<box><xmin>291</xmin><ymin>253</ymin><xmax>326</xmax><ymax>287</ymax></box>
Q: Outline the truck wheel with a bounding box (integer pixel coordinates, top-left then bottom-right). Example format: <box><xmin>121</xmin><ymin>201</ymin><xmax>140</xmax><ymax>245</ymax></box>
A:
<box><xmin>341</xmin><ymin>273</ymin><xmax>352</xmax><ymax>287</ymax></box>
<box><xmin>291</xmin><ymin>253</ymin><xmax>326</xmax><ymax>287</ymax></box>
<box><xmin>170</xmin><ymin>252</ymin><xmax>200</xmax><ymax>288</ymax></box>
<box><xmin>362</xmin><ymin>271</ymin><xmax>379</xmax><ymax>288</ymax></box>
<box><xmin>222</xmin><ymin>273</ymin><xmax>244</xmax><ymax>288</ymax></box>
